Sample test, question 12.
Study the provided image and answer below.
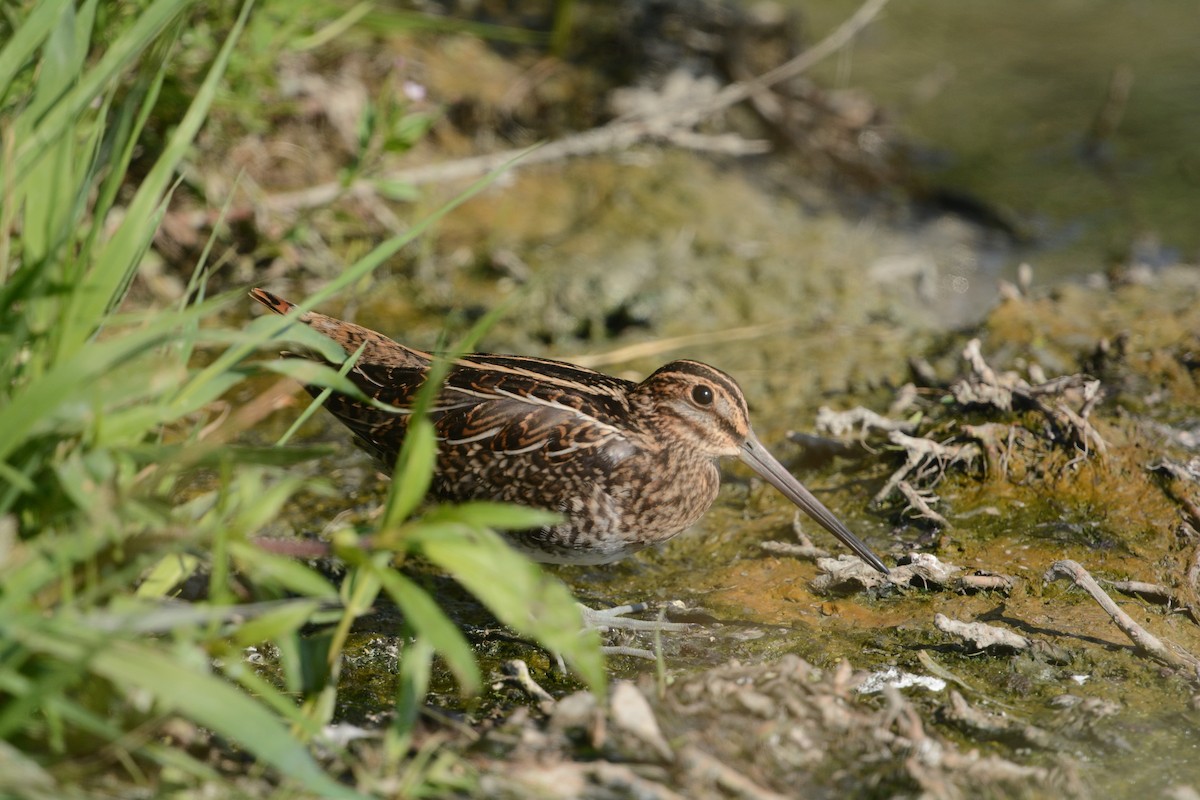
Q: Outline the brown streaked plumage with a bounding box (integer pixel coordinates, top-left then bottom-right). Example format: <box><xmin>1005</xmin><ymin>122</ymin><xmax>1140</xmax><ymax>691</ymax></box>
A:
<box><xmin>250</xmin><ymin>288</ymin><xmax>889</xmax><ymax>573</ymax></box>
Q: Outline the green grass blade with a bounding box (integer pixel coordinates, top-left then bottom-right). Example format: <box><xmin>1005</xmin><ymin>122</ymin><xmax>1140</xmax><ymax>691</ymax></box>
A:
<box><xmin>381</xmin><ymin>417</ymin><xmax>437</xmax><ymax>526</ymax></box>
<box><xmin>0</xmin><ymin>0</ymin><xmax>72</xmax><ymax>95</ymax></box>
<box><xmin>229</xmin><ymin>542</ymin><xmax>339</xmax><ymax>599</ymax></box>
<box><xmin>122</xmin><ymin>443</ymin><xmax>334</xmax><ymax>469</ymax></box>
<box><xmin>13</xmin><ymin>0</ymin><xmax>189</xmax><ymax>182</ymax></box>
<box><xmin>277</xmin><ymin>342</ymin><xmax>367</xmax><ymax>445</ymax></box>
<box><xmin>0</xmin><ymin>299</ymin><xmax>217</xmax><ymax>463</ymax></box>
<box><xmin>194</xmin><ymin>147</ymin><xmax>535</xmax><ymax>405</ymax></box>
<box><xmin>377</xmin><ymin>293</ymin><xmax>517</xmax><ymax>529</ymax></box>
<box><xmin>133</xmin><ymin>553</ymin><xmax>200</xmax><ymax>599</ymax></box>
<box><xmin>12</xmin><ymin>624</ymin><xmax>361</xmax><ymax>799</ymax></box>
<box><xmin>56</xmin><ymin>0</ymin><xmax>252</xmax><ymax>361</ymax></box>
<box><xmin>229</xmin><ymin>599</ymin><xmax>324</xmax><ymax>647</ymax></box>
<box><xmin>18</xmin><ymin>0</ymin><xmax>89</xmax><ymax>270</ymax></box>
<box><xmin>436</xmin><ymin>501</ymin><xmax>562</xmax><ymax>531</ymax></box>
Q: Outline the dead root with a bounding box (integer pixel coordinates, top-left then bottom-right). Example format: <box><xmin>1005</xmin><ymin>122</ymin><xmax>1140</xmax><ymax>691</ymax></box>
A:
<box><xmin>1148</xmin><ymin>457</ymin><xmax>1200</xmax><ymax>533</ymax></box>
<box><xmin>862</xmin><ymin>557</ymin><xmax>1200</xmax><ymax>680</ymax></box>
<box><xmin>870</xmin><ymin>432</ymin><xmax>980</xmax><ymax>512</ymax></box>
<box><xmin>897</xmin><ymin>479</ymin><xmax>949</xmax><ymax>526</ymax></box>
<box><xmin>935</xmin><ymin>614</ymin><xmax>1034</xmax><ymax>652</ymax></box>
<box><xmin>810</xmin><ymin>337</ymin><xmax>1107</xmax><ymax>527</ymax></box>
<box><xmin>953</xmin><ymin>339</ymin><xmax>1107</xmax><ymax>458</ymax></box>
<box><xmin>814</xmin><ymin>404</ymin><xmax>917</xmax><ymax>438</ymax></box>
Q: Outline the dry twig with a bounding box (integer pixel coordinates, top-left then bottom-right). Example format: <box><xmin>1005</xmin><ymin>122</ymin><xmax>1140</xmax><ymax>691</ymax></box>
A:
<box><xmin>759</xmin><ymin>539</ymin><xmax>827</xmax><ymax>561</ymax></box>
<box><xmin>760</xmin><ymin>511</ymin><xmax>831</xmax><ymax>562</ymax></box>
<box><xmin>897</xmin><ymin>480</ymin><xmax>948</xmax><ymax>527</ymax></box>
<box><xmin>1104</xmin><ymin>580</ymin><xmax>1179</xmax><ymax>605</ymax></box>
<box><xmin>1045</xmin><ymin>559</ymin><xmax>1200</xmax><ymax>677</ymax></box>
<box><xmin>815</xmin><ymin>405</ymin><xmax>918</xmax><ymax>438</ymax></box>
<box><xmin>958</xmin><ymin>573</ymin><xmax>1016</xmax><ymax>593</ymax></box>
<box><xmin>934</xmin><ymin>614</ymin><xmax>1031</xmax><ymax>652</ymax></box>
<box><xmin>934</xmin><ymin>613</ymin><xmax>1071</xmax><ymax>663</ymax></box>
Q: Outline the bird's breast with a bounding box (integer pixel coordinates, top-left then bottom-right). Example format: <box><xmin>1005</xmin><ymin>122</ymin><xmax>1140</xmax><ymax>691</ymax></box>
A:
<box><xmin>425</xmin><ymin>433</ymin><xmax>722</xmax><ymax>564</ymax></box>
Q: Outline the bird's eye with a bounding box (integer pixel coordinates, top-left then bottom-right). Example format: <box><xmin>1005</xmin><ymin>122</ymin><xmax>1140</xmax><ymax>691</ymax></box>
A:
<box><xmin>691</xmin><ymin>385</ymin><xmax>714</xmax><ymax>406</ymax></box>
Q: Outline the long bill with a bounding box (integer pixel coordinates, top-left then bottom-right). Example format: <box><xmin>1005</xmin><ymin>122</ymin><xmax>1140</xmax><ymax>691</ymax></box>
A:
<box><xmin>740</xmin><ymin>431</ymin><xmax>889</xmax><ymax>575</ymax></box>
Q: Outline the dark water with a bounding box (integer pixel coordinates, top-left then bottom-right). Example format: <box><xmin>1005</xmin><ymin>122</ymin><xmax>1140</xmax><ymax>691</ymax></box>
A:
<box><xmin>804</xmin><ymin>0</ymin><xmax>1200</xmax><ymax>278</ymax></box>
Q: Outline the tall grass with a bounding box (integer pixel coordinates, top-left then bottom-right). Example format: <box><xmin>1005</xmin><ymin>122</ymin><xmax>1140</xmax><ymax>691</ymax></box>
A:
<box><xmin>0</xmin><ymin>2</ymin><xmax>601</xmax><ymax>797</ymax></box>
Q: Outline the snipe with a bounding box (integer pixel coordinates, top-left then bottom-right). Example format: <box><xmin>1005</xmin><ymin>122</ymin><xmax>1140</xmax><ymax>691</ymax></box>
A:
<box><xmin>250</xmin><ymin>289</ymin><xmax>888</xmax><ymax>574</ymax></box>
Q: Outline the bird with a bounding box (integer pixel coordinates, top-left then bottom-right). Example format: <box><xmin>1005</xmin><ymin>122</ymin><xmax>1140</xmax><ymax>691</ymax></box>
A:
<box><xmin>249</xmin><ymin>288</ymin><xmax>889</xmax><ymax>575</ymax></box>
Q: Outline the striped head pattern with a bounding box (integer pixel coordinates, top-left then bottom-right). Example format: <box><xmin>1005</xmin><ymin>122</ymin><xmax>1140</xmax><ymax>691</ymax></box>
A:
<box><xmin>631</xmin><ymin>360</ymin><xmax>752</xmax><ymax>457</ymax></box>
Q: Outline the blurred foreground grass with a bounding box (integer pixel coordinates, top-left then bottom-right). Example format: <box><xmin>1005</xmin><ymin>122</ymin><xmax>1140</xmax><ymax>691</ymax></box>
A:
<box><xmin>0</xmin><ymin>2</ymin><xmax>599</xmax><ymax>797</ymax></box>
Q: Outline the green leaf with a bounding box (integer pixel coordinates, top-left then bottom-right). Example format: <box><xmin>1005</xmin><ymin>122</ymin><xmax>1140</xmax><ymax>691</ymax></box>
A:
<box><xmin>0</xmin><ymin>295</ymin><xmax>219</xmax><ymax>464</ymax></box>
<box><xmin>135</xmin><ymin>553</ymin><xmax>200</xmax><ymax>599</ymax></box>
<box><xmin>415</xmin><ymin>524</ymin><xmax>605</xmax><ymax>694</ymax></box>
<box><xmin>238</xmin><ymin>313</ymin><xmax>351</xmax><ymax>364</ymax></box>
<box><xmin>390</xmin><ymin>635</ymin><xmax>433</xmax><ymax>757</ymax></box>
<box><xmin>373</xmin><ymin>178</ymin><xmax>420</xmax><ymax>202</ymax></box>
<box><xmin>390</xmin><ymin>111</ymin><xmax>434</xmax><ymax>150</ymax></box>
<box><xmin>76</xmin><ymin>598</ymin><xmax>315</xmax><ymax>635</ymax></box>
<box><xmin>228</xmin><ymin>473</ymin><xmax>312</xmax><ymax>538</ymax></box>
<box><xmin>15</xmin><ymin>0</ymin><xmax>188</xmax><ymax>181</ymax></box>
<box><xmin>0</xmin><ymin>459</ymin><xmax>37</xmax><ymax>495</ymax></box>
<box><xmin>369</xmin><ymin>566</ymin><xmax>480</xmax><ymax>693</ymax></box>
<box><xmin>194</xmin><ymin>145</ymin><xmax>533</xmax><ymax>401</ymax></box>
<box><xmin>21</xmin><ymin>0</ymin><xmax>84</xmax><ymax>267</ymax></box>
<box><xmin>257</xmin><ymin>359</ymin><xmax>370</xmax><ymax>399</ymax></box>
<box><xmin>54</xmin><ymin>0</ymin><xmax>240</xmax><ymax>361</ymax></box>
<box><xmin>231</xmin><ymin>600</ymin><xmax>324</xmax><ymax>648</ymax></box>
<box><xmin>0</xmin><ymin>0</ymin><xmax>72</xmax><ymax>92</ymax></box>
<box><xmin>382</xmin><ymin>417</ymin><xmax>436</xmax><ymax>526</ymax></box>
<box><xmin>230</xmin><ymin>542</ymin><xmax>339</xmax><ymax>599</ymax></box>
<box><xmin>277</xmin><ymin>630</ymin><xmax>337</xmax><ymax>699</ymax></box>
<box><xmin>124</xmin><ymin>443</ymin><xmax>334</xmax><ymax>468</ymax></box>
<box><xmin>432</xmin><ymin>501</ymin><xmax>562</xmax><ymax>532</ymax></box>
